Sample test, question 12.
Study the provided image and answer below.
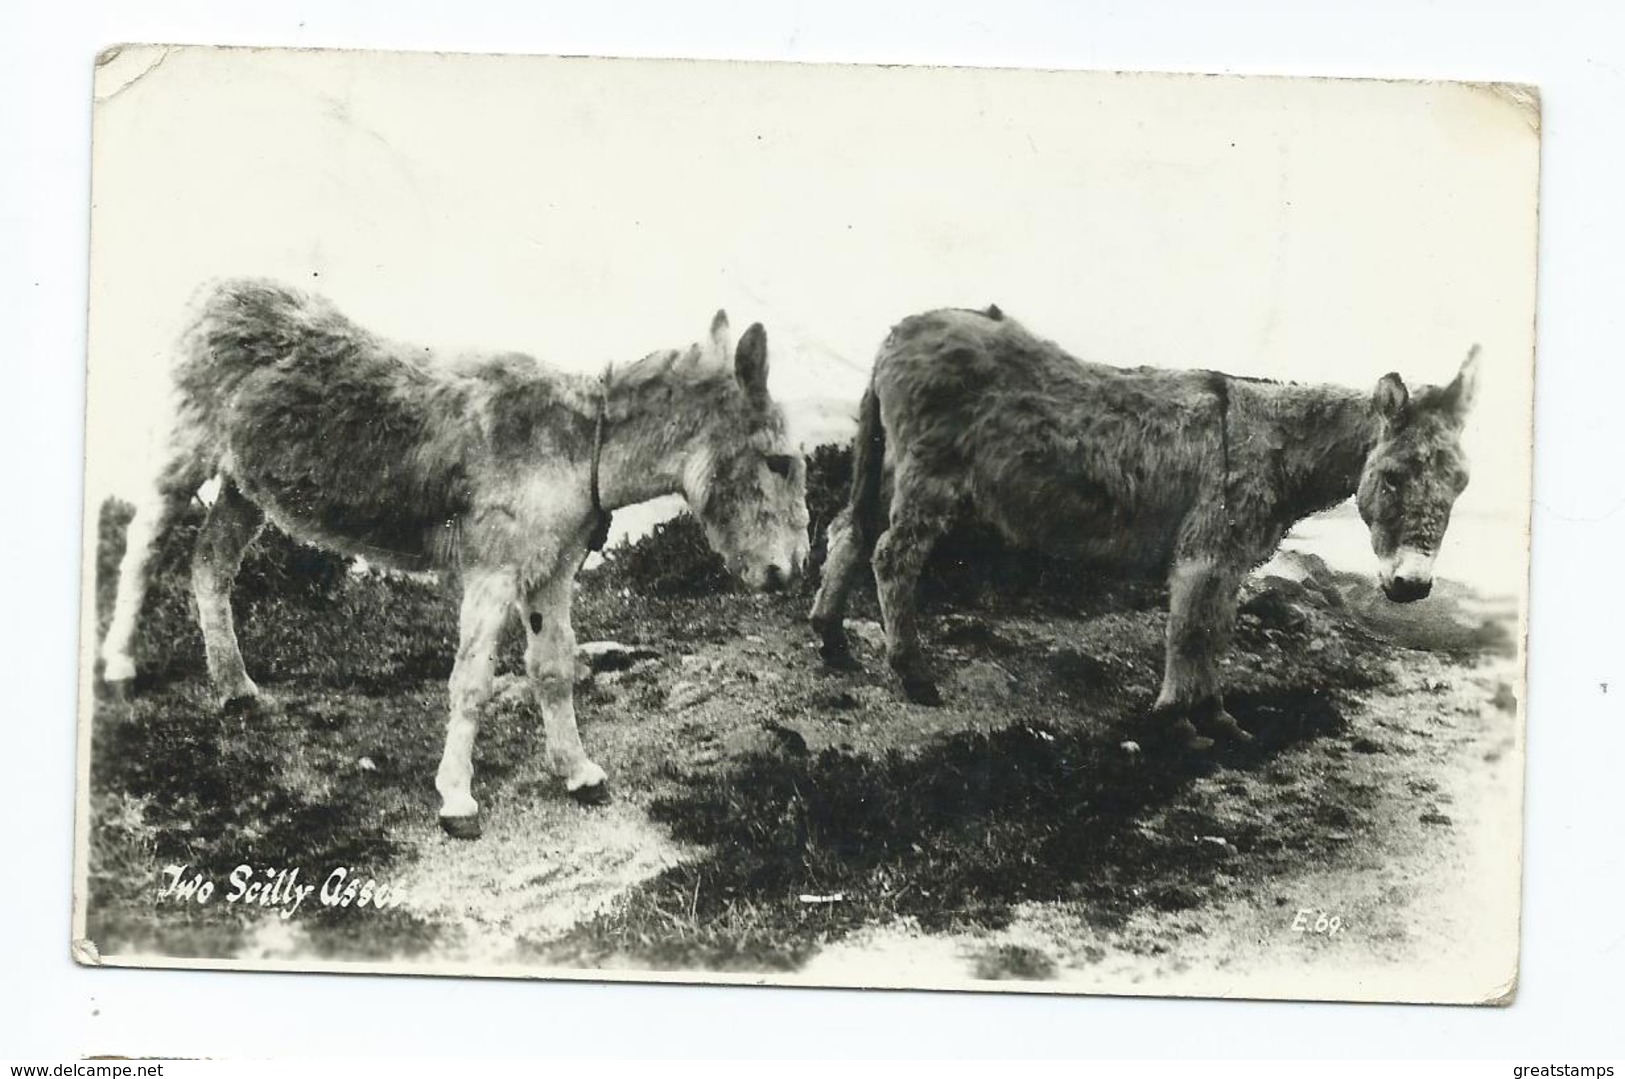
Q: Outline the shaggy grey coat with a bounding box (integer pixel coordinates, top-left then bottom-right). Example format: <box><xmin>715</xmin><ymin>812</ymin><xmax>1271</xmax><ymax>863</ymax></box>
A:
<box><xmin>101</xmin><ymin>280</ymin><xmax>809</xmax><ymax>835</ymax></box>
<box><xmin>811</xmin><ymin>306</ymin><xmax>1479</xmax><ymax>747</ymax></box>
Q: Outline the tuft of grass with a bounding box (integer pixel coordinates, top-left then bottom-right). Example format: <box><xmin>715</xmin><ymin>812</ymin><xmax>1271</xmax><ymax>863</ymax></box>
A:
<box><xmin>973</xmin><ymin>943</ymin><xmax>1058</xmax><ymax>981</ymax></box>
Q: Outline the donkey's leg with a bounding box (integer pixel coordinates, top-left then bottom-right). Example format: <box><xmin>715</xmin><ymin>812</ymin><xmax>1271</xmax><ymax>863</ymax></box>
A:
<box><xmin>809</xmin><ymin>506</ymin><xmax>867</xmax><ymax>670</ymax></box>
<box><xmin>873</xmin><ymin>475</ymin><xmax>953</xmax><ymax>706</ymax></box>
<box><xmin>191</xmin><ymin>478</ymin><xmax>266</xmax><ymax>706</ymax></box>
<box><xmin>435</xmin><ymin>567</ymin><xmax>515</xmax><ymax>837</ymax></box>
<box><xmin>520</xmin><ymin>568</ymin><xmax>609</xmax><ymax>805</ymax></box>
<box><xmin>100</xmin><ymin>482</ymin><xmax>194</xmax><ymax>687</ymax></box>
<box><xmin>1153</xmin><ymin>555</ymin><xmax>1252</xmax><ymax>747</ymax></box>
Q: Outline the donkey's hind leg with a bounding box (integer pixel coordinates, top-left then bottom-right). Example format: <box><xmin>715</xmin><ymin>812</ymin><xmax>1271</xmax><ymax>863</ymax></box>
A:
<box><xmin>191</xmin><ymin>478</ymin><xmax>266</xmax><ymax>706</ymax></box>
<box><xmin>809</xmin><ymin>506</ymin><xmax>868</xmax><ymax>670</ymax></box>
<box><xmin>435</xmin><ymin>567</ymin><xmax>515</xmax><ymax>837</ymax></box>
<box><xmin>100</xmin><ymin>465</ymin><xmax>203</xmax><ymax>688</ymax></box>
<box><xmin>873</xmin><ymin>471</ymin><xmax>953</xmax><ymax>706</ymax></box>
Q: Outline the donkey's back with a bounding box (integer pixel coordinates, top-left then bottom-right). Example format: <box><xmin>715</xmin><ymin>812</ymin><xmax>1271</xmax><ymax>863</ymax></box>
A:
<box><xmin>172</xmin><ymin>279</ymin><xmax>592</xmax><ymax>570</ymax></box>
<box><xmin>869</xmin><ymin>307</ymin><xmax>1224</xmax><ymax>558</ymax></box>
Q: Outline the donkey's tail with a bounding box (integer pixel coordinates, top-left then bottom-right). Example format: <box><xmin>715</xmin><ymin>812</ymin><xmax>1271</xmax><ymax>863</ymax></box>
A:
<box><xmin>809</xmin><ymin>381</ymin><xmax>887</xmax><ymax>660</ymax></box>
<box><xmin>847</xmin><ymin>383</ymin><xmax>888</xmax><ymax>553</ymax></box>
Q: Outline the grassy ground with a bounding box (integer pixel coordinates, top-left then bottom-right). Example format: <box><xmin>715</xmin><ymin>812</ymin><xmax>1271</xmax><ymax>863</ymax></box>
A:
<box><xmin>81</xmin><ymin>476</ymin><xmax>1520</xmax><ymax>989</ymax></box>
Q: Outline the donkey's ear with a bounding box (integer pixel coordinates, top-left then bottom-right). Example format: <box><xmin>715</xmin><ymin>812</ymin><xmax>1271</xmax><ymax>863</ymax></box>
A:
<box><xmin>709</xmin><ymin>310</ymin><xmax>733</xmax><ymax>365</ymax></box>
<box><xmin>1440</xmin><ymin>344</ymin><xmax>1481</xmax><ymax>419</ymax></box>
<box><xmin>735</xmin><ymin>323</ymin><xmax>769</xmax><ymax>405</ymax></box>
<box><xmin>1373</xmin><ymin>372</ymin><xmax>1410</xmax><ymax>426</ymax></box>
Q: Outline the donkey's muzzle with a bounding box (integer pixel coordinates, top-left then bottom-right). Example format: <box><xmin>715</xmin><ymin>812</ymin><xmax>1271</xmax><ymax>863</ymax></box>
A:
<box><xmin>762</xmin><ymin>564</ymin><xmax>788</xmax><ymax>592</ymax></box>
<box><xmin>1383</xmin><ymin>576</ymin><xmax>1433</xmax><ymax>603</ymax></box>
<box><xmin>1380</xmin><ymin>546</ymin><xmax>1437</xmax><ymax>604</ymax></box>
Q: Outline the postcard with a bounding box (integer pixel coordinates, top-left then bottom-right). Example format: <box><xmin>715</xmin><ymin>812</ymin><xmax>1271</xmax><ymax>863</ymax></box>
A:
<box><xmin>76</xmin><ymin>45</ymin><xmax>1537</xmax><ymax>1003</ymax></box>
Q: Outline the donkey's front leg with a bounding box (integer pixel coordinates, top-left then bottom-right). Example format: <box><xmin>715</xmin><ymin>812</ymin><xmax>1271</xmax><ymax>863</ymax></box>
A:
<box><xmin>809</xmin><ymin>506</ymin><xmax>866</xmax><ymax>670</ymax></box>
<box><xmin>521</xmin><ymin>569</ymin><xmax>609</xmax><ymax>805</ymax></box>
<box><xmin>435</xmin><ymin>568</ymin><xmax>515</xmax><ymax>838</ymax></box>
<box><xmin>1153</xmin><ymin>555</ymin><xmax>1253</xmax><ymax>748</ymax></box>
<box><xmin>873</xmin><ymin>481</ymin><xmax>951</xmax><ymax>705</ymax></box>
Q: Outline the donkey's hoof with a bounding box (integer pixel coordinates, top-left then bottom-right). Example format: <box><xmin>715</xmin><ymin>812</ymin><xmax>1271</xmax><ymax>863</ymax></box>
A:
<box><xmin>569</xmin><ymin>779</ymin><xmax>611</xmax><ymax>807</ymax></box>
<box><xmin>439</xmin><ymin>813</ymin><xmax>482</xmax><ymax>840</ymax></box>
<box><xmin>820</xmin><ymin>645</ymin><xmax>864</xmax><ymax>672</ymax></box>
<box><xmin>901</xmin><ymin>676</ymin><xmax>943</xmax><ymax>707</ymax></box>
<box><xmin>1206</xmin><ymin>711</ymin><xmax>1255</xmax><ymax>744</ymax></box>
<box><xmin>1166</xmin><ymin>719</ymin><xmax>1214</xmax><ymax>753</ymax></box>
<box><xmin>220</xmin><ymin>694</ymin><xmax>261</xmax><ymax>717</ymax></box>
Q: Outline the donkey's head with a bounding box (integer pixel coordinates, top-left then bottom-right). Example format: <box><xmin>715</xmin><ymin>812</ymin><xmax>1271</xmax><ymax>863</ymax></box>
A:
<box><xmin>683</xmin><ymin>311</ymin><xmax>810</xmax><ymax>592</ymax></box>
<box><xmin>1356</xmin><ymin>347</ymin><xmax>1481</xmax><ymax>603</ymax></box>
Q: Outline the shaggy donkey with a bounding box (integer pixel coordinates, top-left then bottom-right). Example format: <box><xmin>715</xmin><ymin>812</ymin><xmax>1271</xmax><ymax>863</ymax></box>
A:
<box><xmin>100</xmin><ymin>279</ymin><xmax>809</xmax><ymax>836</ymax></box>
<box><xmin>810</xmin><ymin>306</ymin><xmax>1480</xmax><ymax>748</ymax></box>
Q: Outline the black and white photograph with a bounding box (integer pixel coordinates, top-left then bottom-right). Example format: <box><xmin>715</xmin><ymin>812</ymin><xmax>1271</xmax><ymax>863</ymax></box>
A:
<box><xmin>74</xmin><ymin>45</ymin><xmax>1536</xmax><ymax>1003</ymax></box>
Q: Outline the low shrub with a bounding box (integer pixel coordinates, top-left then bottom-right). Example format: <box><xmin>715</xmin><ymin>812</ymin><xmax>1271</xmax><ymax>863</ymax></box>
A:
<box><xmin>588</xmin><ymin>515</ymin><xmax>732</xmax><ymax>598</ymax></box>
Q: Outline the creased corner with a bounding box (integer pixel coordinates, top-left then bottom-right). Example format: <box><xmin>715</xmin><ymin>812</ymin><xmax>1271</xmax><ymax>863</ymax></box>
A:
<box><xmin>1475</xmin><ymin>81</ymin><xmax>1541</xmax><ymax>134</ymax></box>
<box><xmin>72</xmin><ymin>936</ymin><xmax>103</xmax><ymax>966</ymax></box>
<box><xmin>94</xmin><ymin>44</ymin><xmax>177</xmax><ymax>105</ymax></box>
<box><xmin>1479</xmin><ymin>966</ymin><xmax>1519</xmax><ymax>1006</ymax></box>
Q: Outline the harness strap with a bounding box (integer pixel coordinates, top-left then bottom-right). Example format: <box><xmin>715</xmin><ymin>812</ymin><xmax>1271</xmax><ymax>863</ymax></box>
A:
<box><xmin>586</xmin><ymin>371</ymin><xmax>613</xmax><ymax>554</ymax></box>
<box><xmin>1205</xmin><ymin>370</ymin><xmax>1234</xmax><ymax>523</ymax></box>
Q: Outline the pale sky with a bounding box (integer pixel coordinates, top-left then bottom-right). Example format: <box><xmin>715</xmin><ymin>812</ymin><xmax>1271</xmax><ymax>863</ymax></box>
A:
<box><xmin>88</xmin><ymin>47</ymin><xmax>1538</xmax><ymax>532</ymax></box>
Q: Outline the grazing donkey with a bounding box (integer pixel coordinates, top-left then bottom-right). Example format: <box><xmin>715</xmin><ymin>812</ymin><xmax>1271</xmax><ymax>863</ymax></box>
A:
<box><xmin>100</xmin><ymin>279</ymin><xmax>809</xmax><ymax>836</ymax></box>
<box><xmin>811</xmin><ymin>306</ymin><xmax>1480</xmax><ymax>749</ymax></box>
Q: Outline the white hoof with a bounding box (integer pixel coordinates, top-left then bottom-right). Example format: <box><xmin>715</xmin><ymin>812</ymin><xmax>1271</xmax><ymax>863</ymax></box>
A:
<box><xmin>565</xmin><ymin>760</ymin><xmax>608</xmax><ymax>793</ymax></box>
